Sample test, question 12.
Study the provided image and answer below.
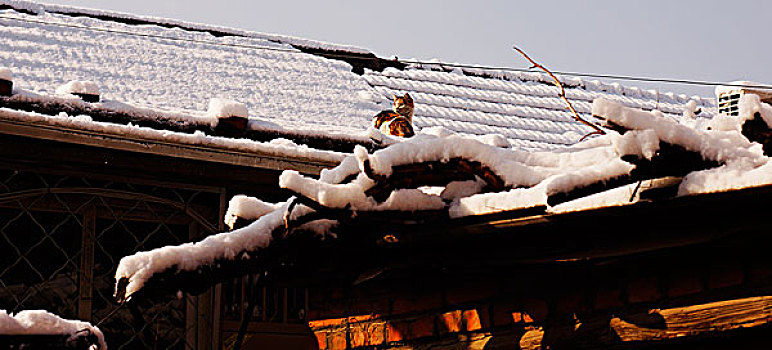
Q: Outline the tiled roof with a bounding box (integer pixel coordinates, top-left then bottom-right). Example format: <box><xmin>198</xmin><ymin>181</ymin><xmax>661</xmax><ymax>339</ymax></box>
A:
<box><xmin>365</xmin><ymin>67</ymin><xmax>714</xmax><ymax>149</ymax></box>
<box><xmin>0</xmin><ymin>1</ymin><xmax>715</xmax><ymax>151</ymax></box>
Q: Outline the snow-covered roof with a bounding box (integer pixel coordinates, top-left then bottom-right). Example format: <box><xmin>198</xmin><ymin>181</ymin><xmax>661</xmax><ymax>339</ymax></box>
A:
<box><xmin>365</xmin><ymin>66</ymin><xmax>713</xmax><ymax>149</ymax></box>
<box><xmin>113</xmin><ymin>95</ymin><xmax>772</xmax><ymax>300</ymax></box>
<box><xmin>0</xmin><ymin>0</ymin><xmax>715</xmax><ymax>157</ymax></box>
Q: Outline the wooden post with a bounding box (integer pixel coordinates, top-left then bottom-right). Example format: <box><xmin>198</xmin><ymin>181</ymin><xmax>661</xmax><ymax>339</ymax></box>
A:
<box><xmin>78</xmin><ymin>205</ymin><xmax>96</xmax><ymax>321</ymax></box>
<box><xmin>186</xmin><ymin>221</ymin><xmax>200</xmax><ymax>350</ymax></box>
<box><xmin>211</xmin><ymin>187</ymin><xmax>227</xmax><ymax>350</ymax></box>
<box><xmin>185</xmin><ymin>295</ymin><xmax>198</xmax><ymax>350</ymax></box>
<box><xmin>197</xmin><ymin>289</ymin><xmax>213</xmax><ymax>350</ymax></box>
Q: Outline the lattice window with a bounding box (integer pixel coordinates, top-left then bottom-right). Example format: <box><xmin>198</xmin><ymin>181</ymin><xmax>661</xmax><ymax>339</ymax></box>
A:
<box><xmin>0</xmin><ymin>168</ymin><xmax>221</xmax><ymax>350</ymax></box>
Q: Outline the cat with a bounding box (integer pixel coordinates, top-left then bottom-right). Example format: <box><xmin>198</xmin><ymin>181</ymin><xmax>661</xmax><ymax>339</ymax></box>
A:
<box><xmin>372</xmin><ymin>93</ymin><xmax>415</xmax><ymax>138</ymax></box>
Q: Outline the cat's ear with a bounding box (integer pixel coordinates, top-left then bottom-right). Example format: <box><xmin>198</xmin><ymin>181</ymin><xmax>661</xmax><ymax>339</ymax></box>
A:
<box><xmin>403</xmin><ymin>93</ymin><xmax>412</xmax><ymax>102</ymax></box>
<box><xmin>392</xmin><ymin>93</ymin><xmax>398</xmax><ymax>101</ymax></box>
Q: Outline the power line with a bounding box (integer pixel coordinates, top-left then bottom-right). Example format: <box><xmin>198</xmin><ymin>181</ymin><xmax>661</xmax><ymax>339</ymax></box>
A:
<box><xmin>2</xmin><ymin>14</ymin><xmax>771</xmax><ymax>92</ymax></box>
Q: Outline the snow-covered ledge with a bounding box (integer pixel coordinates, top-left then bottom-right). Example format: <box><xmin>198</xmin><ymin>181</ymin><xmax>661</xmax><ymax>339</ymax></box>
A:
<box><xmin>0</xmin><ymin>310</ymin><xmax>107</xmax><ymax>349</ymax></box>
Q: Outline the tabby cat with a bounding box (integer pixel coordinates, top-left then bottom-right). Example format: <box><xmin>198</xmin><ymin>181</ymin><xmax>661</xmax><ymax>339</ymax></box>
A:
<box><xmin>372</xmin><ymin>93</ymin><xmax>415</xmax><ymax>137</ymax></box>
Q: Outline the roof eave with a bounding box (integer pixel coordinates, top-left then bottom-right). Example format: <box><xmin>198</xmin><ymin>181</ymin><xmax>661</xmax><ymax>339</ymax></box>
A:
<box><xmin>0</xmin><ymin>115</ymin><xmax>337</xmax><ymax>175</ymax></box>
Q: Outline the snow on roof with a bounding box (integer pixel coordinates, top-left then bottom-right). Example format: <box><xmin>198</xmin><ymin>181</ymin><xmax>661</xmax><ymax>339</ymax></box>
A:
<box><xmin>364</xmin><ymin>66</ymin><xmax>715</xmax><ymax>149</ymax></box>
<box><xmin>0</xmin><ymin>102</ymin><xmax>348</xmax><ymax>164</ymax></box>
<box><xmin>0</xmin><ymin>309</ymin><xmax>106</xmax><ymax>349</ymax></box>
<box><xmin>0</xmin><ymin>0</ymin><xmax>372</xmax><ymax>54</ymax></box>
<box><xmin>55</xmin><ymin>80</ymin><xmax>99</xmax><ymax>96</ymax></box>
<box><xmin>115</xmin><ymin>97</ymin><xmax>772</xmax><ymax>300</ymax></box>
<box><xmin>0</xmin><ymin>4</ymin><xmax>380</xmax><ymax>136</ymax></box>
<box><xmin>0</xmin><ymin>1</ymin><xmax>715</xmax><ymax>152</ymax></box>
<box><xmin>207</xmin><ymin>98</ymin><xmax>248</xmax><ymax>119</ymax></box>
<box><xmin>0</xmin><ymin>67</ymin><xmax>11</xmax><ymax>81</ymax></box>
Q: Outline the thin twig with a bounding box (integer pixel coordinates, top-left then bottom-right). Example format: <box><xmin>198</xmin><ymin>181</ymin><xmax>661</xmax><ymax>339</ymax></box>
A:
<box><xmin>513</xmin><ymin>46</ymin><xmax>606</xmax><ymax>136</ymax></box>
<box><xmin>579</xmin><ymin>130</ymin><xmax>604</xmax><ymax>142</ymax></box>
<box><xmin>94</xmin><ymin>300</ymin><xmax>126</xmax><ymax>327</ymax></box>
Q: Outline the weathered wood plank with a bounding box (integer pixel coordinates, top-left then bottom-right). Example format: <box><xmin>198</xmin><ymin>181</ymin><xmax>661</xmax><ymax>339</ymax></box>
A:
<box><xmin>611</xmin><ymin>296</ymin><xmax>772</xmax><ymax>342</ymax></box>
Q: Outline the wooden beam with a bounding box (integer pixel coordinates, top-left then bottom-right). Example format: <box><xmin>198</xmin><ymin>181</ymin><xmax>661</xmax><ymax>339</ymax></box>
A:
<box><xmin>0</xmin><ymin>133</ymin><xmax>288</xmax><ymax>197</ymax></box>
<box><xmin>0</xmin><ymin>117</ymin><xmax>335</xmax><ymax>175</ymax></box>
<box><xmin>77</xmin><ymin>205</ymin><xmax>95</xmax><ymax>321</ymax></box>
<box><xmin>186</xmin><ymin>222</ymin><xmax>200</xmax><ymax>350</ymax></box>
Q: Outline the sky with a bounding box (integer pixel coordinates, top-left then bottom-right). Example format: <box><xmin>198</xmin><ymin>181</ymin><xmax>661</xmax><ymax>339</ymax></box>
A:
<box><xmin>40</xmin><ymin>0</ymin><xmax>772</xmax><ymax>98</ymax></box>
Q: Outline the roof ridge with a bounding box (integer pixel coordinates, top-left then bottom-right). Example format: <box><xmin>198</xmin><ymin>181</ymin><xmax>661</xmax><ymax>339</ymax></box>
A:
<box><xmin>0</xmin><ymin>0</ymin><xmax>406</xmax><ymax>74</ymax></box>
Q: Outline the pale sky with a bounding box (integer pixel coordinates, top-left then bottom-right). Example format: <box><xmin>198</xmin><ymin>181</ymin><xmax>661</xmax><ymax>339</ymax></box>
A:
<box><xmin>40</xmin><ymin>0</ymin><xmax>772</xmax><ymax>98</ymax></box>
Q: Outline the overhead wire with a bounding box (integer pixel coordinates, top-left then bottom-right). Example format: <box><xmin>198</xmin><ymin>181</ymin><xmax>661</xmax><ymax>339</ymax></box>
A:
<box><xmin>1</xmin><ymin>13</ymin><xmax>771</xmax><ymax>91</ymax></box>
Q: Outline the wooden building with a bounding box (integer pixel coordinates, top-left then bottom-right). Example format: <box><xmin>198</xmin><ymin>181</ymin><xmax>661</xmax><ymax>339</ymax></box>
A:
<box><xmin>4</xmin><ymin>2</ymin><xmax>771</xmax><ymax>350</ymax></box>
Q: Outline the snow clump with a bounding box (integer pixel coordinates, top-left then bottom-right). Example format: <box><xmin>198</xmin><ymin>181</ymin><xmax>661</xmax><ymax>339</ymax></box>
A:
<box><xmin>0</xmin><ymin>309</ymin><xmax>106</xmax><ymax>349</ymax></box>
<box><xmin>224</xmin><ymin>195</ymin><xmax>281</xmax><ymax>229</ymax></box>
<box><xmin>0</xmin><ymin>67</ymin><xmax>11</xmax><ymax>81</ymax></box>
<box><xmin>207</xmin><ymin>98</ymin><xmax>248</xmax><ymax>119</ymax></box>
<box><xmin>56</xmin><ymin>80</ymin><xmax>100</xmax><ymax>96</ymax></box>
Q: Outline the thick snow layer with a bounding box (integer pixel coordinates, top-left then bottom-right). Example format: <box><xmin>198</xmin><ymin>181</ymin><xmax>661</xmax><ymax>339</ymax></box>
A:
<box><xmin>207</xmin><ymin>98</ymin><xmax>248</xmax><ymax>119</ymax></box>
<box><xmin>282</xmin><ymin>130</ymin><xmax>647</xmax><ymax>217</ymax></box>
<box><xmin>449</xmin><ymin>187</ymin><xmax>547</xmax><ymax>218</ymax></box>
<box><xmin>55</xmin><ymin>80</ymin><xmax>99</xmax><ymax>96</ymax></box>
<box><xmin>280</xmin><ymin>169</ymin><xmax>445</xmax><ymax>211</ymax></box>
<box><xmin>319</xmin><ymin>155</ymin><xmax>361</xmax><ymax>184</ymax></box>
<box><xmin>365</xmin><ymin>66</ymin><xmax>715</xmax><ymax>149</ymax></box>
<box><xmin>593</xmin><ymin>98</ymin><xmax>764</xmax><ymax>165</ymax></box>
<box><xmin>224</xmin><ymin>195</ymin><xmax>280</xmax><ymax>229</ymax></box>
<box><xmin>0</xmin><ymin>310</ymin><xmax>106</xmax><ymax>349</ymax></box>
<box><xmin>116</xmin><ymin>200</ymin><xmax>290</xmax><ymax>299</ymax></box>
<box><xmin>279</xmin><ymin>99</ymin><xmax>771</xmax><ymax>217</ymax></box>
<box><xmin>115</xmin><ymin>97</ymin><xmax>772</xmax><ymax>298</ymax></box>
<box><xmin>0</xmin><ymin>67</ymin><xmax>11</xmax><ymax>81</ymax></box>
<box><xmin>0</xmin><ymin>1</ymin><xmax>715</xmax><ymax>150</ymax></box>
<box><xmin>441</xmin><ymin>179</ymin><xmax>486</xmax><ymax>200</ymax></box>
<box><xmin>594</xmin><ymin>99</ymin><xmax>772</xmax><ymax>196</ymax></box>
<box><xmin>738</xmin><ymin>93</ymin><xmax>772</xmax><ymax>129</ymax></box>
<box><xmin>365</xmin><ymin>137</ymin><xmax>543</xmax><ymax>187</ymax></box>
<box><xmin>0</xmin><ymin>7</ymin><xmax>381</xmax><ymax>135</ymax></box>
<box><xmin>679</xmin><ymin>159</ymin><xmax>772</xmax><ymax>195</ymax></box>
<box><xmin>548</xmin><ymin>183</ymin><xmax>639</xmax><ymax>214</ymax></box>
<box><xmin>0</xmin><ymin>0</ymin><xmax>371</xmax><ymax>54</ymax></box>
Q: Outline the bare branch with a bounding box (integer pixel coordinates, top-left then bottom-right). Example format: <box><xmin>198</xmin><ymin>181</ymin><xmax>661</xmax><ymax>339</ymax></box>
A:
<box><xmin>579</xmin><ymin>130</ymin><xmax>604</xmax><ymax>142</ymax></box>
<box><xmin>513</xmin><ymin>46</ymin><xmax>606</xmax><ymax>136</ymax></box>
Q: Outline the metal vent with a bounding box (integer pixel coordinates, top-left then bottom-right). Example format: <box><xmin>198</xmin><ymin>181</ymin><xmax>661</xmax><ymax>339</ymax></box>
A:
<box><xmin>718</xmin><ymin>92</ymin><xmax>742</xmax><ymax>116</ymax></box>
